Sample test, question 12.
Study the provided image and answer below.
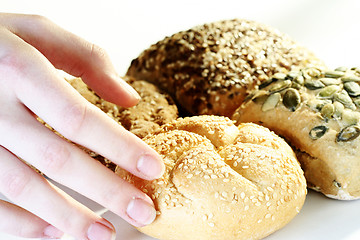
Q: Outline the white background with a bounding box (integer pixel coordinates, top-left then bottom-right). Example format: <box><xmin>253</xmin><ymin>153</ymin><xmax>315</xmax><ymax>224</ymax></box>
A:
<box><xmin>1</xmin><ymin>0</ymin><xmax>360</xmax><ymax>239</ymax></box>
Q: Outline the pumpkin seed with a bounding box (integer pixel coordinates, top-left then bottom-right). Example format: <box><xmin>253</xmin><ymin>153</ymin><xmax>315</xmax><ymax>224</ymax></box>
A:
<box><xmin>291</xmin><ymin>82</ymin><xmax>303</xmax><ymax>90</ymax></box>
<box><xmin>259</xmin><ymin>78</ymin><xmax>276</xmax><ymax>89</ymax></box>
<box><xmin>302</xmin><ymin>68</ymin><xmax>322</xmax><ymax>79</ymax></box>
<box><xmin>318</xmin><ymin>85</ymin><xmax>341</xmax><ymax>98</ymax></box>
<box><xmin>353</xmin><ymin>98</ymin><xmax>360</xmax><ymax>108</ymax></box>
<box><xmin>334</xmin><ymin>90</ymin><xmax>355</xmax><ymax>108</ymax></box>
<box><xmin>320</xmin><ymin>78</ymin><xmax>341</xmax><ymax>86</ymax></box>
<box><xmin>283</xmin><ymin>88</ymin><xmax>301</xmax><ymax>111</ymax></box>
<box><xmin>320</xmin><ymin>103</ymin><xmax>335</xmax><ymax>119</ymax></box>
<box><xmin>269</xmin><ymin>80</ymin><xmax>292</xmax><ymax>93</ymax></box>
<box><xmin>252</xmin><ymin>90</ymin><xmax>269</xmax><ymax>103</ymax></box>
<box><xmin>333</xmin><ymin>101</ymin><xmax>345</xmax><ymax>118</ymax></box>
<box><xmin>333</xmin><ymin>180</ymin><xmax>342</xmax><ymax>188</ymax></box>
<box><xmin>344</xmin><ymin>81</ymin><xmax>360</xmax><ymax>97</ymax></box>
<box><xmin>309</xmin><ymin>125</ymin><xmax>329</xmax><ymax>140</ymax></box>
<box><xmin>294</xmin><ymin>75</ymin><xmax>305</xmax><ymax>85</ymax></box>
<box><xmin>341</xmin><ymin>75</ymin><xmax>360</xmax><ymax>82</ymax></box>
<box><xmin>262</xmin><ymin>93</ymin><xmax>281</xmax><ymax>112</ymax></box>
<box><xmin>304</xmin><ymin>79</ymin><xmax>325</xmax><ymax>90</ymax></box>
<box><xmin>286</xmin><ymin>72</ymin><xmax>299</xmax><ymax>80</ymax></box>
<box><xmin>341</xmin><ymin>110</ymin><xmax>360</xmax><ymax>126</ymax></box>
<box><xmin>325</xmin><ymin>70</ymin><xmax>345</xmax><ymax>78</ymax></box>
<box><xmin>336</xmin><ymin>125</ymin><xmax>360</xmax><ymax>142</ymax></box>
<box><xmin>307</xmin><ymin>99</ymin><xmax>331</xmax><ymax>112</ymax></box>
<box><xmin>272</xmin><ymin>72</ymin><xmax>287</xmax><ymax>80</ymax></box>
<box><xmin>334</xmin><ymin>66</ymin><xmax>348</xmax><ymax>72</ymax></box>
<box><xmin>350</xmin><ymin>67</ymin><xmax>360</xmax><ymax>73</ymax></box>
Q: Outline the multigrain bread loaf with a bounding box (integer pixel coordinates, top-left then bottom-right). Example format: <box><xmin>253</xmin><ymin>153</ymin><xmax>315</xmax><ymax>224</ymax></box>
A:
<box><xmin>127</xmin><ymin>18</ymin><xmax>326</xmax><ymax>117</ymax></box>
<box><xmin>232</xmin><ymin>67</ymin><xmax>360</xmax><ymax>199</ymax></box>
<box><xmin>116</xmin><ymin>115</ymin><xmax>307</xmax><ymax>240</ymax></box>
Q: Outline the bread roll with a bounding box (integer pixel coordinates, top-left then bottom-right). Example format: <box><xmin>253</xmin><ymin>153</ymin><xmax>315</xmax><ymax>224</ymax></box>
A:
<box><xmin>41</xmin><ymin>77</ymin><xmax>179</xmax><ymax>171</ymax></box>
<box><xmin>67</xmin><ymin>76</ymin><xmax>178</xmax><ymax>138</ymax></box>
<box><xmin>116</xmin><ymin>115</ymin><xmax>307</xmax><ymax>240</ymax></box>
<box><xmin>232</xmin><ymin>67</ymin><xmax>360</xmax><ymax>200</ymax></box>
<box><xmin>127</xmin><ymin>19</ymin><xmax>325</xmax><ymax>117</ymax></box>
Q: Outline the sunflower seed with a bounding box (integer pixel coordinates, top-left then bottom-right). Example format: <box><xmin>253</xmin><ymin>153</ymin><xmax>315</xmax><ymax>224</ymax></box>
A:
<box><xmin>309</xmin><ymin>125</ymin><xmax>329</xmax><ymax>140</ymax></box>
<box><xmin>336</xmin><ymin>125</ymin><xmax>360</xmax><ymax>142</ymax></box>
<box><xmin>262</xmin><ymin>93</ymin><xmax>281</xmax><ymax>112</ymax></box>
<box><xmin>283</xmin><ymin>88</ymin><xmax>301</xmax><ymax>111</ymax></box>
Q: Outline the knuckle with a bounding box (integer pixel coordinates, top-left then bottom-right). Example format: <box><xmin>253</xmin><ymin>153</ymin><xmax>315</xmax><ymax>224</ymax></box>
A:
<box><xmin>57</xmin><ymin>102</ymin><xmax>89</xmax><ymax>140</ymax></box>
<box><xmin>0</xmin><ymin>168</ymin><xmax>31</xmax><ymax>200</ymax></box>
<box><xmin>89</xmin><ymin>43</ymin><xmax>109</xmax><ymax>62</ymax></box>
<box><xmin>37</xmin><ymin>141</ymin><xmax>71</xmax><ymax>175</ymax></box>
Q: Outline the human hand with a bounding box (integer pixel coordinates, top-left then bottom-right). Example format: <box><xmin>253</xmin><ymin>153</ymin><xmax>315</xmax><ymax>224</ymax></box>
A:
<box><xmin>0</xmin><ymin>13</ymin><xmax>164</xmax><ymax>240</ymax></box>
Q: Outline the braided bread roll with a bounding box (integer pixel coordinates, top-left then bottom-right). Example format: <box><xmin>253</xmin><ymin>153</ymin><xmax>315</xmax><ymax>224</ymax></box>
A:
<box><xmin>232</xmin><ymin>67</ymin><xmax>360</xmax><ymax>200</ymax></box>
<box><xmin>116</xmin><ymin>115</ymin><xmax>307</xmax><ymax>240</ymax></box>
<box><xmin>127</xmin><ymin>19</ymin><xmax>325</xmax><ymax>117</ymax></box>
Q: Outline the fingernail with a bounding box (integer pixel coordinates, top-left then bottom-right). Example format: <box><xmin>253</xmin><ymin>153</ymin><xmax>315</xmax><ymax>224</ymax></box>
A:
<box><xmin>87</xmin><ymin>222</ymin><xmax>116</xmax><ymax>240</ymax></box>
<box><xmin>119</xmin><ymin>77</ymin><xmax>141</xmax><ymax>100</ymax></box>
<box><xmin>43</xmin><ymin>225</ymin><xmax>63</xmax><ymax>239</ymax></box>
<box><xmin>126</xmin><ymin>198</ymin><xmax>156</xmax><ymax>226</ymax></box>
<box><xmin>137</xmin><ymin>154</ymin><xmax>165</xmax><ymax>179</ymax></box>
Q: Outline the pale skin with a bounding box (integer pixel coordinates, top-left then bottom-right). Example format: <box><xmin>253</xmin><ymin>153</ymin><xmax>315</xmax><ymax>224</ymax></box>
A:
<box><xmin>0</xmin><ymin>13</ymin><xmax>165</xmax><ymax>240</ymax></box>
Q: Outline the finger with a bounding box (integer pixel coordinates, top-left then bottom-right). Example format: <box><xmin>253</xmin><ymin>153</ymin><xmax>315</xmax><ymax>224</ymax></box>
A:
<box><xmin>0</xmin><ymin>103</ymin><xmax>157</xmax><ymax>228</ymax></box>
<box><xmin>0</xmin><ymin>200</ymin><xmax>63</xmax><ymax>239</ymax></box>
<box><xmin>0</xmin><ymin>26</ymin><xmax>164</xmax><ymax>180</ymax></box>
<box><xmin>0</xmin><ymin>13</ymin><xmax>140</xmax><ymax>107</ymax></box>
<box><xmin>0</xmin><ymin>146</ymin><xmax>116</xmax><ymax>240</ymax></box>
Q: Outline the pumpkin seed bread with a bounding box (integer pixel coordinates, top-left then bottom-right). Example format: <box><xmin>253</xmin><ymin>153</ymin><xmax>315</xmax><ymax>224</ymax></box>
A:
<box><xmin>127</xmin><ymin>19</ymin><xmax>326</xmax><ymax>117</ymax></box>
<box><xmin>116</xmin><ymin>115</ymin><xmax>306</xmax><ymax>240</ymax></box>
<box><xmin>232</xmin><ymin>67</ymin><xmax>360</xmax><ymax>199</ymax></box>
<box><xmin>65</xmin><ymin>77</ymin><xmax>178</xmax><ymax>171</ymax></box>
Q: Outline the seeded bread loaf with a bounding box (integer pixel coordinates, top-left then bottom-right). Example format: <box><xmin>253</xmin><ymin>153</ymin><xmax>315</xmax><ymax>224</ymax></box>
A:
<box><xmin>62</xmin><ymin>77</ymin><xmax>178</xmax><ymax>171</ymax></box>
<box><xmin>127</xmin><ymin>19</ymin><xmax>326</xmax><ymax>117</ymax></box>
<box><xmin>232</xmin><ymin>67</ymin><xmax>360</xmax><ymax>200</ymax></box>
<box><xmin>116</xmin><ymin>115</ymin><xmax>307</xmax><ymax>240</ymax></box>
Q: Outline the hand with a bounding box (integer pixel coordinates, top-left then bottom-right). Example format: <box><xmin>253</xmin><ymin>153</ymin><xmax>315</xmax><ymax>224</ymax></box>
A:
<box><xmin>0</xmin><ymin>13</ymin><xmax>164</xmax><ymax>240</ymax></box>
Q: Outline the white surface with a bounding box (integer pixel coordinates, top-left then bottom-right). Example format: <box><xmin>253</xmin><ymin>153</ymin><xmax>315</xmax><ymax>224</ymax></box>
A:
<box><xmin>1</xmin><ymin>0</ymin><xmax>360</xmax><ymax>239</ymax></box>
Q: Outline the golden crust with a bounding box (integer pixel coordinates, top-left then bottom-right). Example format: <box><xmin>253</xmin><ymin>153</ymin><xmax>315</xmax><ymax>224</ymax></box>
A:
<box><xmin>116</xmin><ymin>115</ymin><xmax>307</xmax><ymax>240</ymax></box>
<box><xmin>127</xmin><ymin>18</ymin><xmax>326</xmax><ymax>117</ymax></box>
<box><xmin>59</xmin><ymin>77</ymin><xmax>179</xmax><ymax>171</ymax></box>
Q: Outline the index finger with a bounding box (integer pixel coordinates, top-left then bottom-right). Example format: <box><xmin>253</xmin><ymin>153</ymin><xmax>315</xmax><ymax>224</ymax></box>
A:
<box><xmin>0</xmin><ymin>12</ymin><xmax>140</xmax><ymax>108</ymax></box>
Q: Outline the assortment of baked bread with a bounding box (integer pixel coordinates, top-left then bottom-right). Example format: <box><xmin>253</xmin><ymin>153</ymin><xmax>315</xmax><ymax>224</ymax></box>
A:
<box><xmin>67</xmin><ymin>19</ymin><xmax>360</xmax><ymax>239</ymax></box>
